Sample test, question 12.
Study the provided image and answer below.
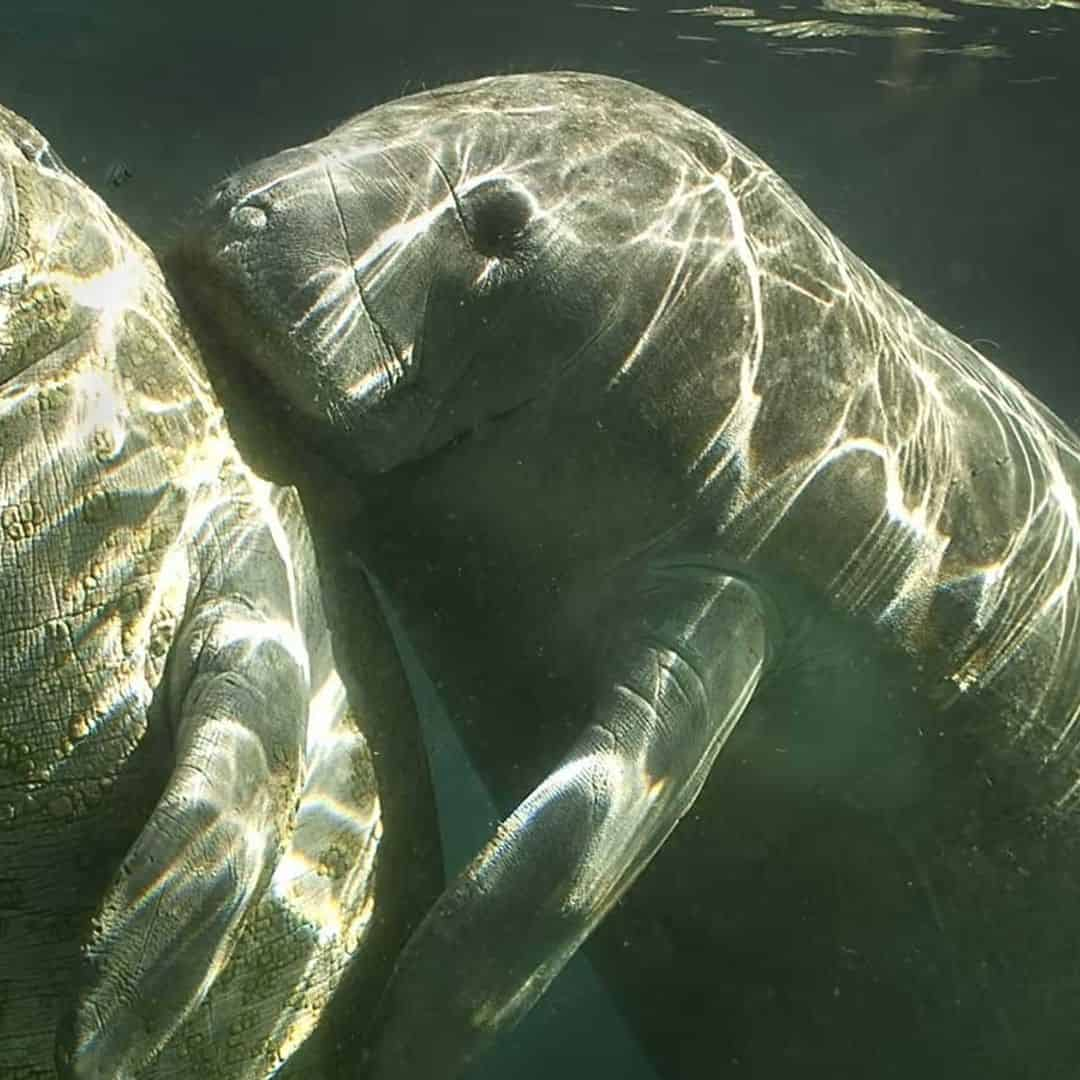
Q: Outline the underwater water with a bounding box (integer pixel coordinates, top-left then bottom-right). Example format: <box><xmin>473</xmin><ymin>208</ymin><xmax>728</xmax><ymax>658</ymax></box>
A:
<box><xmin>2</xmin><ymin>0</ymin><xmax>1079</xmax><ymax>1077</ymax></box>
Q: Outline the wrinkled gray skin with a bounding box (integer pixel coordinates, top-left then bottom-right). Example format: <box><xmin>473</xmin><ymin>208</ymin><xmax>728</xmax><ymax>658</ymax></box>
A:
<box><xmin>177</xmin><ymin>72</ymin><xmax>1080</xmax><ymax>1079</ymax></box>
<box><xmin>0</xmin><ymin>105</ymin><xmax>439</xmax><ymax>1079</ymax></box>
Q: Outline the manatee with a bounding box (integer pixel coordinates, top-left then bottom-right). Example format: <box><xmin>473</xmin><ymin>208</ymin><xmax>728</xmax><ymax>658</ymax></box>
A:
<box><xmin>175</xmin><ymin>72</ymin><xmax>1080</xmax><ymax>1078</ymax></box>
<box><xmin>0</xmin><ymin>104</ymin><xmax>440</xmax><ymax>1078</ymax></box>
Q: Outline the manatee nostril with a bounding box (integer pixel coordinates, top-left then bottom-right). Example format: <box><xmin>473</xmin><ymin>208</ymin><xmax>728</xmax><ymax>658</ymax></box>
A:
<box><xmin>228</xmin><ymin>203</ymin><xmax>268</xmax><ymax>233</ymax></box>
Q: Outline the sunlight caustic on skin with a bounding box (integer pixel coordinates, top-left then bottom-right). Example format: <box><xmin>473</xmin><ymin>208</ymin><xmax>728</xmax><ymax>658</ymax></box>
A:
<box><xmin>179</xmin><ymin>71</ymin><xmax>1080</xmax><ymax>1079</ymax></box>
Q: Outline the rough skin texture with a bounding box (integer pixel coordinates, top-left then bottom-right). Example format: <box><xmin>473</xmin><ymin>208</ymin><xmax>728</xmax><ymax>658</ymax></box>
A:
<box><xmin>0</xmin><ymin>104</ymin><xmax>434</xmax><ymax>1079</ymax></box>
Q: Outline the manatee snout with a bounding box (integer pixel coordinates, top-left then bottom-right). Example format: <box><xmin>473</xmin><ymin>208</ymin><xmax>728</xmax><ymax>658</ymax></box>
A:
<box><xmin>175</xmin><ymin>135</ymin><xmax>448</xmax><ymax>474</ymax></box>
<box><xmin>181</xmin><ymin>164</ymin><xmax>283</xmax><ymax>279</ymax></box>
<box><xmin>168</xmin><ymin>147</ymin><xmax>333</xmax><ymax>408</ymax></box>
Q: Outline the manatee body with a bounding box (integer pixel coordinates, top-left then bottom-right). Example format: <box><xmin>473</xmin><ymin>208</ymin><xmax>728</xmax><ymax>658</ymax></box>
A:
<box><xmin>0</xmin><ymin>105</ymin><xmax>439</xmax><ymax>1079</ymax></box>
<box><xmin>178</xmin><ymin>72</ymin><xmax>1080</xmax><ymax>1078</ymax></box>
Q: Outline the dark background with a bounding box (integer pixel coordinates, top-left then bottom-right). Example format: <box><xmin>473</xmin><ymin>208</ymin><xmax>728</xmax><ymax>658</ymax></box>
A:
<box><xmin>2</xmin><ymin>0</ymin><xmax>1077</xmax><ymax>1076</ymax></box>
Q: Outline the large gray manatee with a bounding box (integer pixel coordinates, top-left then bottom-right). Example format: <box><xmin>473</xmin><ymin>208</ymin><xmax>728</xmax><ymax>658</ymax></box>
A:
<box><xmin>176</xmin><ymin>72</ymin><xmax>1080</xmax><ymax>1079</ymax></box>
<box><xmin>0</xmin><ymin>105</ymin><xmax>440</xmax><ymax>1079</ymax></box>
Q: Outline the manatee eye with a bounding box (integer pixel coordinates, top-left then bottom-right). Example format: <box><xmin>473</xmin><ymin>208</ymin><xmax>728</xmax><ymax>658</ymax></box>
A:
<box><xmin>460</xmin><ymin>179</ymin><xmax>533</xmax><ymax>258</ymax></box>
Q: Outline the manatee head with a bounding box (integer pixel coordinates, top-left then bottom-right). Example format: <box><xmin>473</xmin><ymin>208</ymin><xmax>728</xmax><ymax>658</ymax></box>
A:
<box><xmin>0</xmin><ymin>104</ymin><xmax>145</xmax><ymax>388</ymax></box>
<box><xmin>176</xmin><ymin>72</ymin><xmax>753</xmax><ymax>474</ymax></box>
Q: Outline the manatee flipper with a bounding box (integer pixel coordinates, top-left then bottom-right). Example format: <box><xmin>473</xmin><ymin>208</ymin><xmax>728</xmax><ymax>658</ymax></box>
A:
<box><xmin>59</xmin><ymin>487</ymin><xmax>313</xmax><ymax>1079</ymax></box>
<box><xmin>364</xmin><ymin>564</ymin><xmax>770</xmax><ymax>1079</ymax></box>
